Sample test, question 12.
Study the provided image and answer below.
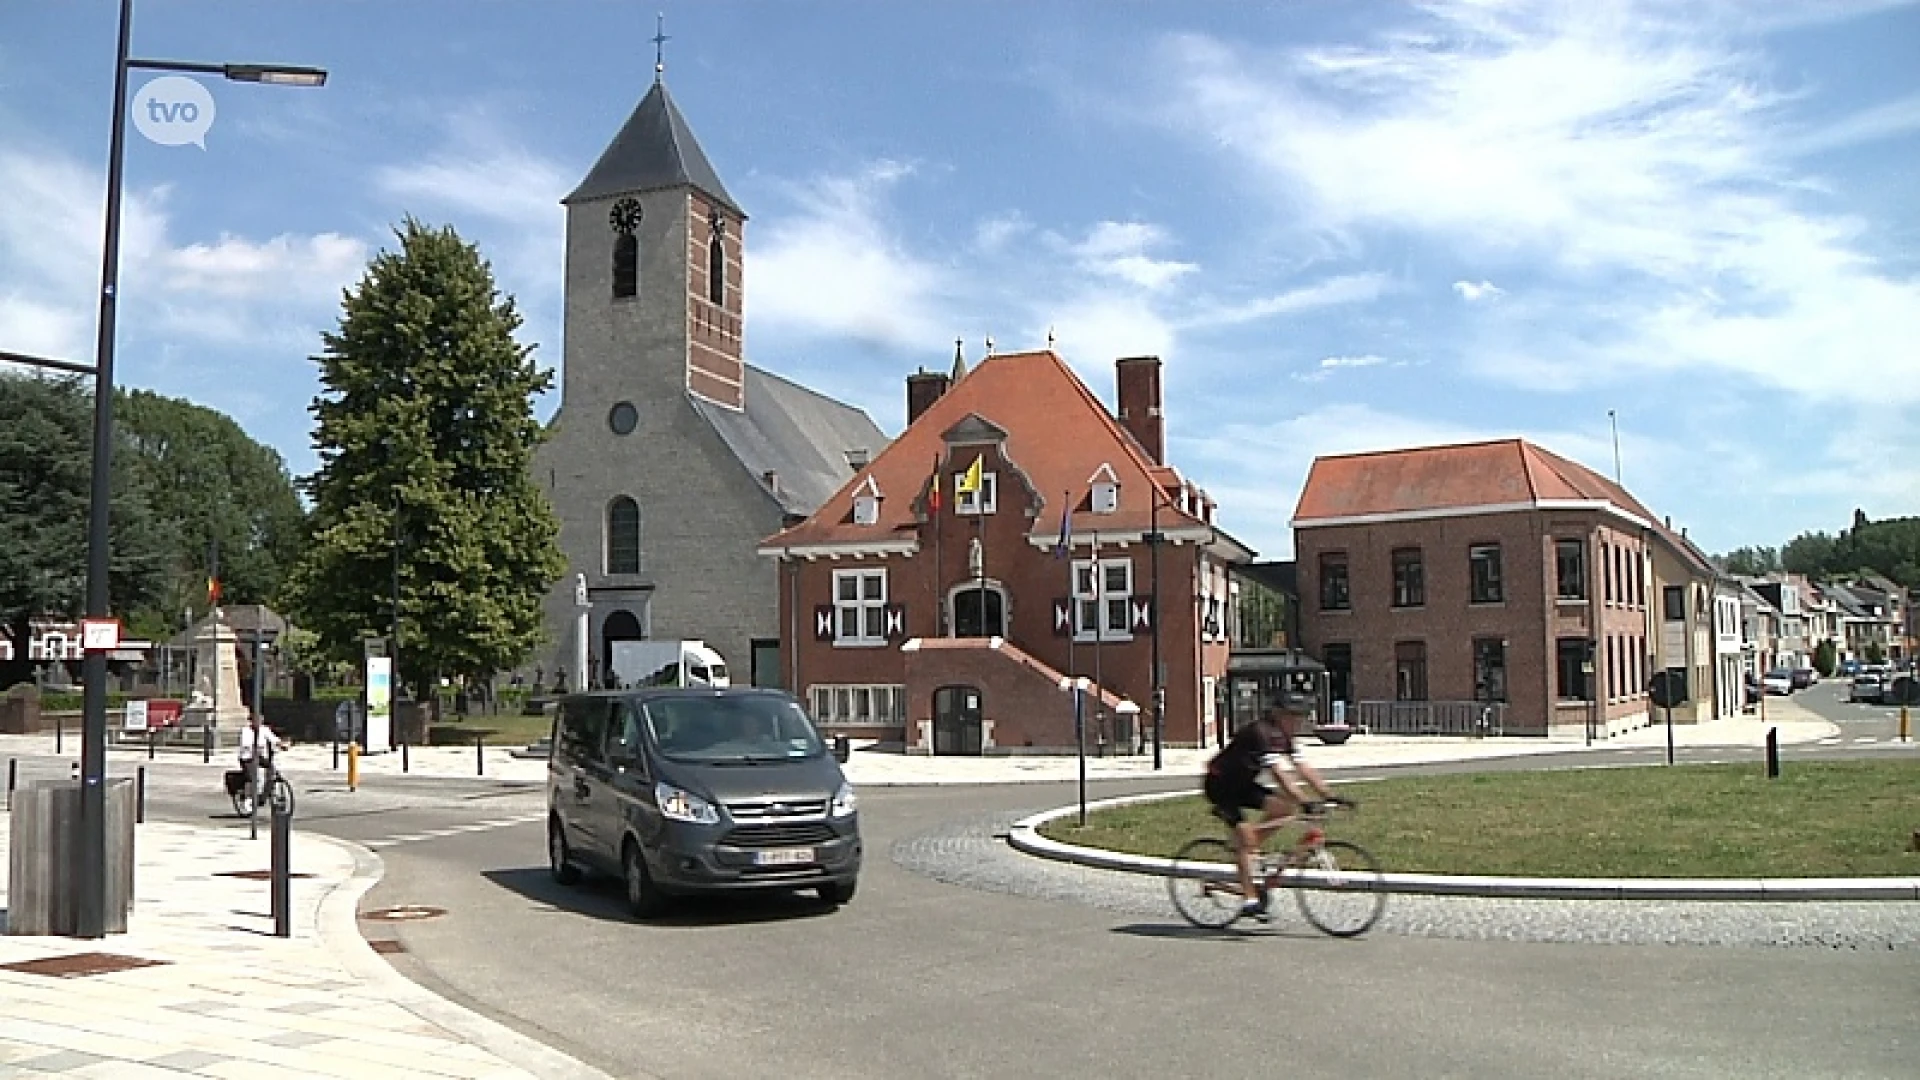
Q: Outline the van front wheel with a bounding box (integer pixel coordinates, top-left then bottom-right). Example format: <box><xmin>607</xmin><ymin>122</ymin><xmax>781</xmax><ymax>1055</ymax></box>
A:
<box><xmin>622</xmin><ymin>840</ymin><xmax>669</xmax><ymax>919</ymax></box>
<box><xmin>816</xmin><ymin>879</ymin><xmax>857</xmax><ymax>906</ymax></box>
<box><xmin>548</xmin><ymin>816</ymin><xmax>581</xmax><ymax>886</ymax></box>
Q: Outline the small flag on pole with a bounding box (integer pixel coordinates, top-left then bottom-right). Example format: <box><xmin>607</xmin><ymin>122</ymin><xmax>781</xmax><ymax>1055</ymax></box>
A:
<box><xmin>927</xmin><ymin>455</ymin><xmax>942</xmax><ymax>512</ymax></box>
<box><xmin>207</xmin><ymin>574</ymin><xmax>221</xmax><ymax>607</ymax></box>
<box><xmin>1054</xmin><ymin>492</ymin><xmax>1072</xmax><ymax>558</ymax></box>
<box><xmin>956</xmin><ymin>454</ymin><xmax>983</xmax><ymax>496</ymax></box>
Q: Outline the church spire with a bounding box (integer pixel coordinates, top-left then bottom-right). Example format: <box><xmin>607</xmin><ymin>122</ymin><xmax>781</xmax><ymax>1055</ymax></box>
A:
<box><xmin>563</xmin><ymin>24</ymin><xmax>743</xmax><ymax>215</ymax></box>
<box><xmin>950</xmin><ymin>337</ymin><xmax>968</xmax><ymax>382</ymax></box>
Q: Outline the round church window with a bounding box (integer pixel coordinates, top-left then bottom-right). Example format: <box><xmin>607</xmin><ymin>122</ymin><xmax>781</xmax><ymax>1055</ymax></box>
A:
<box><xmin>608</xmin><ymin>401</ymin><xmax>638</xmax><ymax>436</ymax></box>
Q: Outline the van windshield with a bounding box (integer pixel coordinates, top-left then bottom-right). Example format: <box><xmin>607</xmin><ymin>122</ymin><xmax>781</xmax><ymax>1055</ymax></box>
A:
<box><xmin>643</xmin><ymin>696</ymin><xmax>824</xmax><ymax>762</ymax></box>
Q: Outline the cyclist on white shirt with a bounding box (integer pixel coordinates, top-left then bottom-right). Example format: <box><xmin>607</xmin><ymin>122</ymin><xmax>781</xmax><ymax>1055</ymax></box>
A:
<box><xmin>237</xmin><ymin>712</ymin><xmax>281</xmax><ymax>804</ymax></box>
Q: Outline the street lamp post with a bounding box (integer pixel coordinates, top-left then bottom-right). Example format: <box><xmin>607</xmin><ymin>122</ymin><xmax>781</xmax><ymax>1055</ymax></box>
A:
<box><xmin>74</xmin><ymin>0</ymin><xmax>325</xmax><ymax>938</ymax></box>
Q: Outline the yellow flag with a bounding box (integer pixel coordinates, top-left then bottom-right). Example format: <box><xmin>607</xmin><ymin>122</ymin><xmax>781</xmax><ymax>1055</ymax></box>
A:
<box><xmin>956</xmin><ymin>454</ymin><xmax>984</xmax><ymax>495</ymax></box>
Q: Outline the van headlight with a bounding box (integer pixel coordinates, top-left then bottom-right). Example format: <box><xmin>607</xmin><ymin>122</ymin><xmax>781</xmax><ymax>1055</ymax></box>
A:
<box><xmin>655</xmin><ymin>782</ymin><xmax>720</xmax><ymax>824</ymax></box>
<box><xmin>830</xmin><ymin>781</ymin><xmax>858</xmax><ymax>818</ymax></box>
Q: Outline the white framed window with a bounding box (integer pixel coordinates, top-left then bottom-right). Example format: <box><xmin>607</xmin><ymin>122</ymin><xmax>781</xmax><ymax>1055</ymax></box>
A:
<box><xmin>1091</xmin><ymin>481</ymin><xmax>1118</xmax><ymax>513</ymax></box>
<box><xmin>1072</xmin><ymin>557</ymin><xmax>1134</xmax><ymax>641</ymax></box>
<box><xmin>833</xmin><ymin>569</ymin><xmax>888</xmax><ymax>644</ymax></box>
<box><xmin>809</xmin><ymin>684</ymin><xmax>907</xmax><ymax>727</ymax></box>
<box><xmin>955</xmin><ymin>471</ymin><xmax>998</xmax><ymax>515</ymax></box>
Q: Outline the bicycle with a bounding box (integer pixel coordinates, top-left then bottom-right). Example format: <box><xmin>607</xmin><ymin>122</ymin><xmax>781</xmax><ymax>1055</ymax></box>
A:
<box><xmin>1166</xmin><ymin>800</ymin><xmax>1385</xmax><ymax>937</ymax></box>
<box><xmin>225</xmin><ymin>751</ymin><xmax>295</xmax><ymax>819</ymax></box>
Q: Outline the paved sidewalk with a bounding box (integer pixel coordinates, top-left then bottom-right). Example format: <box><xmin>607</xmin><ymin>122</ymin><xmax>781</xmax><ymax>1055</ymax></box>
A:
<box><xmin>0</xmin><ymin>816</ymin><xmax>618</xmax><ymax>1080</ymax></box>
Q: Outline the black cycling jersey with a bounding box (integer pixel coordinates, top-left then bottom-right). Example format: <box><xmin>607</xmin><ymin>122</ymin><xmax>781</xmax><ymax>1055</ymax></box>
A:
<box><xmin>1206</xmin><ymin>719</ymin><xmax>1295</xmax><ymax>788</ymax></box>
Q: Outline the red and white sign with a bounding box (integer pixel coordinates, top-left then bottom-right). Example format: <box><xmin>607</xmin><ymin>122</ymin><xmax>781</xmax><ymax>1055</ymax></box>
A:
<box><xmin>80</xmin><ymin>618</ymin><xmax>122</xmax><ymax>652</ymax></box>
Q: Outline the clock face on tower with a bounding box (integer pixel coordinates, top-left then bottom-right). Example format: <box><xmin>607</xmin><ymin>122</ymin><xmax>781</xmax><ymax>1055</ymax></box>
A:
<box><xmin>609</xmin><ymin>198</ymin><xmax>642</xmax><ymax>234</ymax></box>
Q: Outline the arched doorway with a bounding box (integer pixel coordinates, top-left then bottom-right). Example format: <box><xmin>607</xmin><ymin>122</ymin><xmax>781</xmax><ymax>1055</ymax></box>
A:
<box><xmin>950</xmin><ymin>583</ymin><xmax>1008</xmax><ymax>638</ymax></box>
<box><xmin>600</xmin><ymin>609</ymin><xmax>644</xmax><ymax>689</ymax></box>
<box><xmin>932</xmin><ymin>685</ymin><xmax>983</xmax><ymax>755</ymax></box>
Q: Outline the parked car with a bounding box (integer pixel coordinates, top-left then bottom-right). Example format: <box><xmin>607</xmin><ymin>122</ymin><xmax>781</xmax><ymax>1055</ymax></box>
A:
<box><xmin>1789</xmin><ymin>668</ymin><xmax>1817</xmax><ymax>690</ymax></box>
<box><xmin>1849</xmin><ymin>673</ymin><xmax>1885</xmax><ymax>704</ymax></box>
<box><xmin>546</xmin><ymin>686</ymin><xmax>861</xmax><ymax>918</ymax></box>
<box><xmin>1839</xmin><ymin>659</ymin><xmax>1862</xmax><ymax>677</ymax></box>
<box><xmin>1762</xmin><ymin>669</ymin><xmax>1794</xmax><ymax>696</ymax></box>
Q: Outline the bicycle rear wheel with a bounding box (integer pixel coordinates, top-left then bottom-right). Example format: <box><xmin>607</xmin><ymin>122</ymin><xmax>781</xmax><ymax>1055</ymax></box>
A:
<box><xmin>1167</xmin><ymin>837</ymin><xmax>1245</xmax><ymax>930</ymax></box>
<box><xmin>1289</xmin><ymin>840</ymin><xmax>1386</xmax><ymax>938</ymax></box>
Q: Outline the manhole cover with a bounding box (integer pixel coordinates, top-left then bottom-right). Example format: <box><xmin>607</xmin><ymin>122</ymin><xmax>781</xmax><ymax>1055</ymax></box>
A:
<box><xmin>368</xmin><ymin>939</ymin><xmax>408</xmax><ymax>954</ymax></box>
<box><xmin>0</xmin><ymin>952</ymin><xmax>169</xmax><ymax>979</ymax></box>
<box><xmin>360</xmin><ymin>904</ymin><xmax>447</xmax><ymax>922</ymax></box>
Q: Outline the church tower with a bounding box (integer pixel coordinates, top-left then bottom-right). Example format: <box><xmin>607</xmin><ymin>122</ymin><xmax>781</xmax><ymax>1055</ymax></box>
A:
<box><xmin>559</xmin><ymin>70</ymin><xmax>747</xmax><ymax>411</ymax></box>
<box><xmin>532</xmin><ymin>43</ymin><xmax>888</xmax><ymax>693</ymax></box>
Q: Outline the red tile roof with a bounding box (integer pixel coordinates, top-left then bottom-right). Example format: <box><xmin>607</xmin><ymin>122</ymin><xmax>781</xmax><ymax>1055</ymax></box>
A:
<box><xmin>1292</xmin><ymin>438</ymin><xmax>1656</xmax><ymax>522</ymax></box>
<box><xmin>761</xmin><ymin>350</ymin><xmax>1207</xmax><ymax>550</ymax></box>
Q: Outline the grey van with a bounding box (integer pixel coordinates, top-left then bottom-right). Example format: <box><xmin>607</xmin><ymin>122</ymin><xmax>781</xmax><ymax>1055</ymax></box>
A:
<box><xmin>546</xmin><ymin>687</ymin><xmax>861</xmax><ymax>917</ymax></box>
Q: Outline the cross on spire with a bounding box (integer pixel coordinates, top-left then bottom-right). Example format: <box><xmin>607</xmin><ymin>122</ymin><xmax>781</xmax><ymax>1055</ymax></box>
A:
<box><xmin>652</xmin><ymin>12</ymin><xmax>670</xmax><ymax>82</ymax></box>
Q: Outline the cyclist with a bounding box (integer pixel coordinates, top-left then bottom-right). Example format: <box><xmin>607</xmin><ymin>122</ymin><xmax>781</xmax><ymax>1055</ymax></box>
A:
<box><xmin>237</xmin><ymin>711</ymin><xmax>282</xmax><ymax>810</ymax></box>
<box><xmin>1203</xmin><ymin>696</ymin><xmax>1346</xmax><ymax>920</ymax></box>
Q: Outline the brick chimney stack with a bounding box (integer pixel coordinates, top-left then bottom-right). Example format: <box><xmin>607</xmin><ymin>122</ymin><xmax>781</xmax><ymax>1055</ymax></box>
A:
<box><xmin>1115</xmin><ymin>356</ymin><xmax>1164</xmax><ymax>464</ymax></box>
<box><xmin>907</xmin><ymin>367</ymin><xmax>951</xmax><ymax>426</ymax></box>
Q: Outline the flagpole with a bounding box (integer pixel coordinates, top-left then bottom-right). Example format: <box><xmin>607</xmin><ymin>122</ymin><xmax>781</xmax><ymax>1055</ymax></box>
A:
<box><xmin>933</xmin><ymin>454</ymin><xmax>944</xmax><ymax>637</ymax></box>
<box><xmin>1092</xmin><ymin>528</ymin><xmax>1103</xmax><ymax>756</ymax></box>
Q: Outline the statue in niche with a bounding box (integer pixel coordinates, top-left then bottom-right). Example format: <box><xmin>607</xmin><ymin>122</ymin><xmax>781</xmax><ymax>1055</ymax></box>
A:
<box><xmin>967</xmin><ymin>536</ymin><xmax>983</xmax><ymax>578</ymax></box>
<box><xmin>573</xmin><ymin>572</ymin><xmax>589</xmax><ymax>608</ymax></box>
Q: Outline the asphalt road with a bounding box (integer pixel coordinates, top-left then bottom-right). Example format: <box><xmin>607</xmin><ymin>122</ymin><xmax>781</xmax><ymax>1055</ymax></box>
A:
<box><xmin>7</xmin><ymin>737</ymin><xmax>1914</xmax><ymax>1079</ymax></box>
<box><xmin>333</xmin><ymin>764</ymin><xmax>1911</xmax><ymax>1080</ymax></box>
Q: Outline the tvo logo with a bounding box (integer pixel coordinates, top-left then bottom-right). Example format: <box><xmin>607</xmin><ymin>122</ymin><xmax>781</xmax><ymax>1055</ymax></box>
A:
<box><xmin>132</xmin><ymin>76</ymin><xmax>217</xmax><ymax>148</ymax></box>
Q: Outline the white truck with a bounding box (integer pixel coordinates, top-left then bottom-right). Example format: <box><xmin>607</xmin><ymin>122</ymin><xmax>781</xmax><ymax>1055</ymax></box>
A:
<box><xmin>608</xmin><ymin>640</ymin><xmax>731</xmax><ymax>689</ymax></box>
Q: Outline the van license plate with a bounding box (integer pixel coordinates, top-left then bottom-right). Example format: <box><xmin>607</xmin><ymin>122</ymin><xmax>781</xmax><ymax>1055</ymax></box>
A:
<box><xmin>755</xmin><ymin>848</ymin><xmax>813</xmax><ymax>866</ymax></box>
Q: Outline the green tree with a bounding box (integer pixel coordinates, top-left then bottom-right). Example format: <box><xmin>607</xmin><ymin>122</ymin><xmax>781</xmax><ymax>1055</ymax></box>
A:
<box><xmin>1865</xmin><ymin>640</ymin><xmax>1887</xmax><ymax>665</ymax></box>
<box><xmin>0</xmin><ymin>373</ymin><xmax>174</xmax><ymax>687</ymax></box>
<box><xmin>1812</xmin><ymin>638</ymin><xmax>1838</xmax><ymax>678</ymax></box>
<box><xmin>283</xmin><ymin>218</ymin><xmax>565</xmax><ymax>704</ymax></box>
<box><xmin>114</xmin><ymin>388</ymin><xmax>307</xmax><ymax>634</ymax></box>
<box><xmin>1716</xmin><ymin>546</ymin><xmax>1779</xmax><ymax>576</ymax></box>
<box><xmin>1780</xmin><ymin>531</ymin><xmax>1837</xmax><ymax>578</ymax></box>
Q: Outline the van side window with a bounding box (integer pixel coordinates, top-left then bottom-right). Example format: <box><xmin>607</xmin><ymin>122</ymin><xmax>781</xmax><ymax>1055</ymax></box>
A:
<box><xmin>609</xmin><ymin>701</ymin><xmax>645</xmax><ymax>765</ymax></box>
<box><xmin>560</xmin><ymin>699</ymin><xmax>609</xmax><ymax>764</ymax></box>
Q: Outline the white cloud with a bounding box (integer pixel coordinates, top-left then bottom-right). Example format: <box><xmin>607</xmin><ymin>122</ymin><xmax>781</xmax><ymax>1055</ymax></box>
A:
<box><xmin>1321</xmin><ymin>354</ymin><xmax>1388</xmax><ymax>370</ymax></box>
<box><xmin>972</xmin><ymin>211</ymin><xmax>1031</xmax><ymax>254</ymax></box>
<box><xmin>1786</xmin><ymin>91</ymin><xmax>1920</xmax><ymax>154</ymax></box>
<box><xmin>1453</xmin><ymin>279</ymin><xmax>1504</xmax><ymax>301</ymax></box>
<box><xmin>749</xmin><ymin>160</ymin><xmax>955</xmax><ymax>352</ymax></box>
<box><xmin>1158</xmin><ymin>1</ymin><xmax>1920</xmax><ymax>404</ymax></box>
<box><xmin>0</xmin><ymin>145</ymin><xmax>364</xmax><ymax>365</ymax></box>
<box><xmin>1071</xmin><ymin>221</ymin><xmax>1196</xmax><ymax>291</ymax></box>
<box><xmin>1185</xmin><ymin>273</ymin><xmax>1390</xmax><ymax>329</ymax></box>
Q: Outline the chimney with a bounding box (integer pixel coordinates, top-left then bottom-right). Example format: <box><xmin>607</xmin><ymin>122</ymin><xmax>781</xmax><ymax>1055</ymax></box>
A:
<box><xmin>1116</xmin><ymin>356</ymin><xmax>1164</xmax><ymax>464</ymax></box>
<box><xmin>906</xmin><ymin>366</ymin><xmax>951</xmax><ymax>426</ymax></box>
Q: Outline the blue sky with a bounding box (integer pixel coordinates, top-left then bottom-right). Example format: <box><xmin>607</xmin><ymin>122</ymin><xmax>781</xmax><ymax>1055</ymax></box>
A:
<box><xmin>3</xmin><ymin>0</ymin><xmax>1917</xmax><ymax>563</ymax></box>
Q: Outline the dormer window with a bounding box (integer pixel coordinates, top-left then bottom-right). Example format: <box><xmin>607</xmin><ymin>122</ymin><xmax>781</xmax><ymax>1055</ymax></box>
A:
<box><xmin>955</xmin><ymin>471</ymin><xmax>998</xmax><ymax>515</ymax></box>
<box><xmin>1089</xmin><ymin>463</ymin><xmax>1119</xmax><ymax>514</ymax></box>
<box><xmin>852</xmin><ymin>475</ymin><xmax>882</xmax><ymax>526</ymax></box>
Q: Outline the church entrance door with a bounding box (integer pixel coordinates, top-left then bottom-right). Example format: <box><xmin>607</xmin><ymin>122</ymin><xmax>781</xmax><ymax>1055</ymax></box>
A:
<box><xmin>601</xmin><ymin>610</ymin><xmax>644</xmax><ymax>690</ymax></box>
<box><xmin>951</xmin><ymin>586</ymin><xmax>1006</xmax><ymax>638</ymax></box>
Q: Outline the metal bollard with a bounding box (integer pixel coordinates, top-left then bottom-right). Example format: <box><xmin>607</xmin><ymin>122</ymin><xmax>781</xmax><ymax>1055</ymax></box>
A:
<box><xmin>402</xmin><ymin>740</ymin><xmax>409</xmax><ymax>773</ymax></box>
<box><xmin>54</xmin><ymin>712</ymin><xmax>62</xmax><ymax>755</ymax></box>
<box><xmin>1765</xmin><ymin>726</ymin><xmax>1779</xmax><ymax>778</ymax></box>
<box><xmin>136</xmin><ymin>766</ymin><xmax>146</xmax><ymax>824</ymax></box>
<box><xmin>202</xmin><ymin>724</ymin><xmax>212</xmax><ymax>764</ymax></box>
<box><xmin>332</xmin><ymin>735</ymin><xmax>339</xmax><ymax>771</ymax></box>
<box><xmin>270</xmin><ymin>798</ymin><xmax>292</xmax><ymax>938</ymax></box>
<box><xmin>476</xmin><ymin>733</ymin><xmax>485</xmax><ymax>777</ymax></box>
<box><xmin>148</xmin><ymin>727</ymin><xmax>157</xmax><ymax>760</ymax></box>
<box><xmin>347</xmin><ymin>742</ymin><xmax>360</xmax><ymax>792</ymax></box>
<box><xmin>6</xmin><ymin>757</ymin><xmax>14</xmax><ymax>811</ymax></box>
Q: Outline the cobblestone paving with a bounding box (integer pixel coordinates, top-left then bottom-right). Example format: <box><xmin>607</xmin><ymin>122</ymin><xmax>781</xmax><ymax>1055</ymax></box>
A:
<box><xmin>891</xmin><ymin>811</ymin><xmax>1920</xmax><ymax>951</ymax></box>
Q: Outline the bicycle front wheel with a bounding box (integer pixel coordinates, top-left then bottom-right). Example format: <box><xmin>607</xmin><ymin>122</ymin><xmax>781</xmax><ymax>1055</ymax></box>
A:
<box><xmin>270</xmin><ymin>776</ymin><xmax>295</xmax><ymax>817</ymax></box>
<box><xmin>1167</xmin><ymin>837</ymin><xmax>1245</xmax><ymax>930</ymax></box>
<box><xmin>1289</xmin><ymin>840</ymin><xmax>1386</xmax><ymax>938</ymax></box>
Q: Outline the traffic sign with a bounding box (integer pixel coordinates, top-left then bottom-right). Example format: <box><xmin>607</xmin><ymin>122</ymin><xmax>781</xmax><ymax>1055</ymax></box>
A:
<box><xmin>1648</xmin><ymin>669</ymin><xmax>1689</xmax><ymax>709</ymax></box>
<box><xmin>1888</xmin><ymin>676</ymin><xmax>1920</xmax><ymax>707</ymax></box>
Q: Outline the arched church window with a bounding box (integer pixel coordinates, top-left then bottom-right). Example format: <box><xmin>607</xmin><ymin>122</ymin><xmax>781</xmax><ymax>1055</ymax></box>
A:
<box><xmin>708</xmin><ymin>212</ymin><xmax>726</xmax><ymax>306</ymax></box>
<box><xmin>606</xmin><ymin>496</ymin><xmax>642</xmax><ymax>574</ymax></box>
<box><xmin>613</xmin><ymin>234</ymin><xmax>638</xmax><ymax>299</ymax></box>
<box><xmin>610</xmin><ymin>197</ymin><xmax>642</xmax><ymax>300</ymax></box>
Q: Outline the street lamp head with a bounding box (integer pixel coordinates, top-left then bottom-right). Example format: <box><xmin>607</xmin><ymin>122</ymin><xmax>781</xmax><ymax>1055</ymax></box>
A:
<box><xmin>224</xmin><ymin>64</ymin><xmax>327</xmax><ymax>87</ymax></box>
